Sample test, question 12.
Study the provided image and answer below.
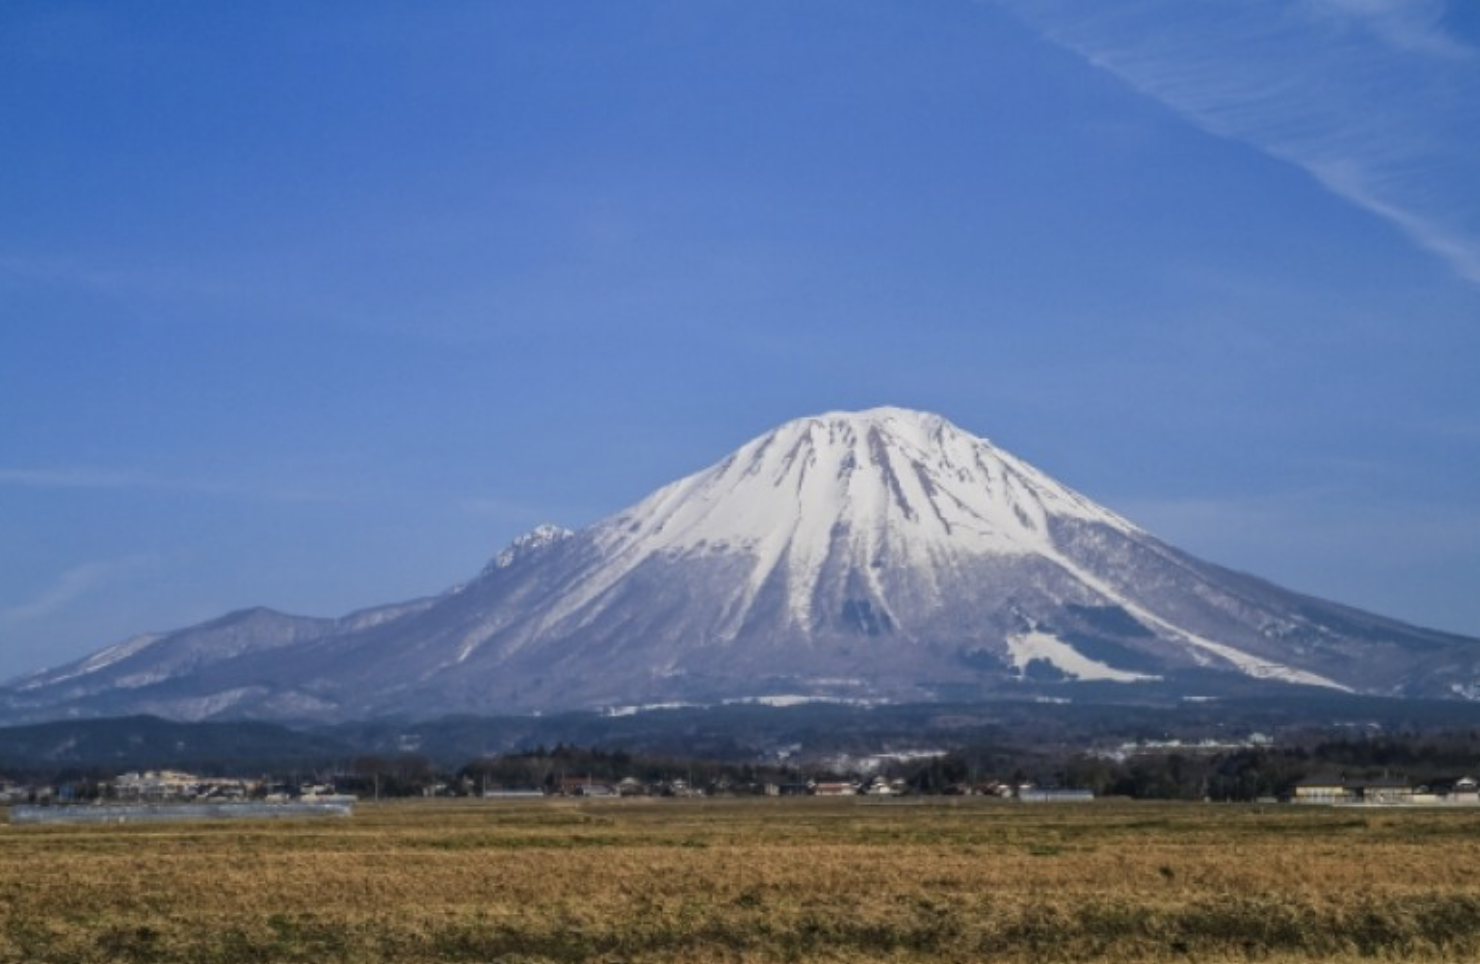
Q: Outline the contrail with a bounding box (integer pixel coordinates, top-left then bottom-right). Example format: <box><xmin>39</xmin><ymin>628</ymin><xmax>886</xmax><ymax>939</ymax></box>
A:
<box><xmin>991</xmin><ymin>0</ymin><xmax>1480</xmax><ymax>284</ymax></box>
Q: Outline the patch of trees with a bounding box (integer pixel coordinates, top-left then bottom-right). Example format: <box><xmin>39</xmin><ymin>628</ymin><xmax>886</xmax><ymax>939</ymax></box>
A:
<box><xmin>456</xmin><ymin>744</ymin><xmax>809</xmax><ymax>793</ymax></box>
<box><xmin>1054</xmin><ymin>750</ymin><xmax>1309</xmax><ymax>801</ymax></box>
<box><xmin>340</xmin><ymin>754</ymin><xmax>437</xmax><ymax>798</ymax></box>
<box><xmin>882</xmin><ymin>732</ymin><xmax>1480</xmax><ymax>801</ymax></box>
<box><xmin>1304</xmin><ymin>732</ymin><xmax>1480</xmax><ymax>771</ymax></box>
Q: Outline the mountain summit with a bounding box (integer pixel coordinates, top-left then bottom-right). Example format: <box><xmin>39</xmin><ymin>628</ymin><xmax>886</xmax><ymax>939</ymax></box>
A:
<box><xmin>7</xmin><ymin>408</ymin><xmax>1479</xmax><ymax>722</ymax></box>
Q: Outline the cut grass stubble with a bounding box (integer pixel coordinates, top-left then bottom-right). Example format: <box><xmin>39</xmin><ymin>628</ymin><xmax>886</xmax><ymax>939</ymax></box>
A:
<box><xmin>3</xmin><ymin>799</ymin><xmax>1479</xmax><ymax>962</ymax></box>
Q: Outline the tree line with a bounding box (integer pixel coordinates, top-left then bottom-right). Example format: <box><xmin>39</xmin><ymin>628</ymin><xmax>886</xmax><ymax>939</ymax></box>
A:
<box><xmin>14</xmin><ymin>731</ymin><xmax>1480</xmax><ymax>802</ymax></box>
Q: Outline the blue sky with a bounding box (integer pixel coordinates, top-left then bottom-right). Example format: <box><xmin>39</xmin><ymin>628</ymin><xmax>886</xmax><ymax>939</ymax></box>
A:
<box><xmin>3</xmin><ymin>0</ymin><xmax>1479</xmax><ymax>679</ymax></box>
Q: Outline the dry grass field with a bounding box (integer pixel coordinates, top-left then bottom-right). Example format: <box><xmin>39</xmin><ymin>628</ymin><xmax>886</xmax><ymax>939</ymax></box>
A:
<box><xmin>4</xmin><ymin>797</ymin><xmax>1480</xmax><ymax>963</ymax></box>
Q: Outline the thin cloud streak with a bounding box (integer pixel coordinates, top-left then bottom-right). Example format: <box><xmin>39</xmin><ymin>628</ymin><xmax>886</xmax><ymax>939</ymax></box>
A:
<box><xmin>1114</xmin><ymin>490</ymin><xmax>1480</xmax><ymax>563</ymax></box>
<box><xmin>0</xmin><ymin>556</ymin><xmax>155</xmax><ymax>625</ymax></box>
<box><xmin>0</xmin><ymin>467</ymin><xmax>152</xmax><ymax>490</ymax></box>
<box><xmin>0</xmin><ymin>253</ymin><xmax>242</xmax><ymax>306</ymax></box>
<box><xmin>0</xmin><ymin>466</ymin><xmax>339</xmax><ymax>504</ymax></box>
<box><xmin>992</xmin><ymin>0</ymin><xmax>1480</xmax><ymax>284</ymax></box>
<box><xmin>1304</xmin><ymin>0</ymin><xmax>1472</xmax><ymax>60</ymax></box>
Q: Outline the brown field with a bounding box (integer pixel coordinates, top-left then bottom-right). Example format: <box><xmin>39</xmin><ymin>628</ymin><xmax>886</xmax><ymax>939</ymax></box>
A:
<box><xmin>4</xmin><ymin>798</ymin><xmax>1480</xmax><ymax>963</ymax></box>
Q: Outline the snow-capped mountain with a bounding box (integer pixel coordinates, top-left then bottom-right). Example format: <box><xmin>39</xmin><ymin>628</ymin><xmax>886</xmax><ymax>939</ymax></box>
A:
<box><xmin>6</xmin><ymin>407</ymin><xmax>1479</xmax><ymax>722</ymax></box>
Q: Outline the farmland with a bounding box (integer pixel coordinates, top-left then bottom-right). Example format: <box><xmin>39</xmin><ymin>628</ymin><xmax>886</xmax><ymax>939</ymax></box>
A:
<box><xmin>4</xmin><ymin>798</ymin><xmax>1480</xmax><ymax>962</ymax></box>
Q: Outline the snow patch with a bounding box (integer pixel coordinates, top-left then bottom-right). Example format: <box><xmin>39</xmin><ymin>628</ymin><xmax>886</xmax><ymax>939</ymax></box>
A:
<box><xmin>20</xmin><ymin>633</ymin><xmax>165</xmax><ymax>689</ymax></box>
<box><xmin>1006</xmin><ymin>630</ymin><xmax>1160</xmax><ymax>683</ymax></box>
<box><xmin>114</xmin><ymin>671</ymin><xmax>170</xmax><ymax>690</ymax></box>
<box><xmin>488</xmin><ymin>524</ymin><xmax>573</xmax><ymax>571</ymax></box>
<box><xmin>144</xmin><ymin>687</ymin><xmax>262</xmax><ymax>721</ymax></box>
<box><xmin>603</xmin><ymin>702</ymin><xmax>700</xmax><ymax>717</ymax></box>
<box><xmin>722</xmin><ymin>694</ymin><xmax>881</xmax><ymax>708</ymax></box>
<box><xmin>1037</xmin><ymin>545</ymin><xmax>1353</xmax><ymax>692</ymax></box>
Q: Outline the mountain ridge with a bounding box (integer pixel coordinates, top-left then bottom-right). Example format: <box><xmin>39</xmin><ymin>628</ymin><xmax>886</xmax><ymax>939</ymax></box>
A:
<box><xmin>5</xmin><ymin>407</ymin><xmax>1478</xmax><ymax>723</ymax></box>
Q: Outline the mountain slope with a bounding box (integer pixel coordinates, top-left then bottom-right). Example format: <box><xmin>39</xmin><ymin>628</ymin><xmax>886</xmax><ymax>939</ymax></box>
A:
<box><xmin>5</xmin><ymin>407</ymin><xmax>1478</xmax><ymax>722</ymax></box>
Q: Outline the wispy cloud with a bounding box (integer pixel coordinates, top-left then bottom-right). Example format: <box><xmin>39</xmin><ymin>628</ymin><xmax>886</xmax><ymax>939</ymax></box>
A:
<box><xmin>1416</xmin><ymin>416</ymin><xmax>1480</xmax><ymax>441</ymax></box>
<box><xmin>1303</xmin><ymin>0</ymin><xmax>1471</xmax><ymax>59</ymax></box>
<box><xmin>0</xmin><ymin>556</ymin><xmax>156</xmax><ymax>625</ymax></box>
<box><xmin>991</xmin><ymin>0</ymin><xmax>1480</xmax><ymax>284</ymax></box>
<box><xmin>0</xmin><ymin>253</ymin><xmax>241</xmax><ymax>305</ymax></box>
<box><xmin>459</xmin><ymin>495</ymin><xmax>548</xmax><ymax>521</ymax></box>
<box><xmin>0</xmin><ymin>466</ymin><xmax>339</xmax><ymax>503</ymax></box>
<box><xmin>0</xmin><ymin>467</ymin><xmax>154</xmax><ymax>490</ymax></box>
<box><xmin>1113</xmin><ymin>488</ymin><xmax>1480</xmax><ymax>564</ymax></box>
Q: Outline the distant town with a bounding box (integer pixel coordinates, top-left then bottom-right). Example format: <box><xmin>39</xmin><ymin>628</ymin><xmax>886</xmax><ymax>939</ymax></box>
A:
<box><xmin>6</xmin><ymin>757</ymin><xmax>1480</xmax><ymax>812</ymax></box>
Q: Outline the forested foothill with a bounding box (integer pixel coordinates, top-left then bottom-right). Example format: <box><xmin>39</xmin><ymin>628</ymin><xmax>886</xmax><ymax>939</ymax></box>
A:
<box><xmin>5</xmin><ymin>696</ymin><xmax>1480</xmax><ymax>801</ymax></box>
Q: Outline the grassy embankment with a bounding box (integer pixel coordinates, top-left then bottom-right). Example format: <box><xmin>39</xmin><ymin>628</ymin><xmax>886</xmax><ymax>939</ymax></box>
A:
<box><xmin>3</xmin><ymin>798</ymin><xmax>1480</xmax><ymax>962</ymax></box>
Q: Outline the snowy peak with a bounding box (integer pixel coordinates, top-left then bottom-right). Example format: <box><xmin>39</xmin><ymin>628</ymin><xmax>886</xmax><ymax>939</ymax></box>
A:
<box><xmin>486</xmin><ymin>524</ymin><xmax>574</xmax><ymax>572</ymax></box>
<box><xmin>597</xmin><ymin>407</ymin><xmax>1137</xmax><ymax>562</ymax></box>
<box><xmin>504</xmin><ymin>406</ymin><xmax>1156</xmax><ymax>648</ymax></box>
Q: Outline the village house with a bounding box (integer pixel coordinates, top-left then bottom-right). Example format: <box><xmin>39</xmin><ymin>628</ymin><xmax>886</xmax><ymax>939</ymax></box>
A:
<box><xmin>1287</xmin><ymin>775</ymin><xmax>1480</xmax><ymax>806</ymax></box>
<box><xmin>108</xmin><ymin>771</ymin><xmax>261</xmax><ymax>802</ymax></box>
<box><xmin>197</xmin><ymin>778</ymin><xmax>252</xmax><ymax>801</ymax></box>
<box><xmin>662</xmin><ymin>779</ymin><xmax>704</xmax><ymax>798</ymax></box>
<box><xmin>1356</xmin><ymin>777</ymin><xmax>1415</xmax><ymax>805</ymax></box>
<box><xmin>554</xmin><ymin>776</ymin><xmax>616</xmax><ymax>797</ymax></box>
<box><xmin>1419</xmin><ymin>776</ymin><xmax>1480</xmax><ymax>804</ymax></box>
<box><xmin>111</xmin><ymin>770</ymin><xmax>202</xmax><ymax>801</ymax></box>
<box><xmin>862</xmin><ymin>776</ymin><xmax>906</xmax><ymax>796</ymax></box>
<box><xmin>0</xmin><ymin>780</ymin><xmax>35</xmax><ymax>804</ymax></box>
<box><xmin>1292</xmin><ymin>776</ymin><xmax>1355</xmax><ymax>805</ymax></box>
